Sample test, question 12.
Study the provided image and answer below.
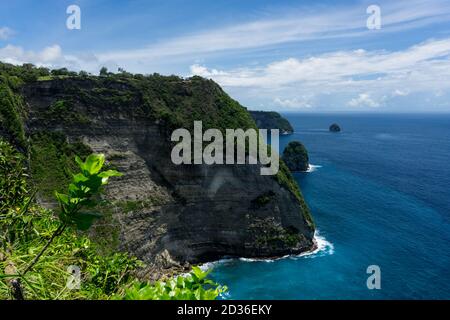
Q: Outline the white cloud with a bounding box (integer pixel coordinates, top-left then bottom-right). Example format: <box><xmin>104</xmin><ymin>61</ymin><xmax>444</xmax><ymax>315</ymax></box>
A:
<box><xmin>393</xmin><ymin>89</ymin><xmax>409</xmax><ymax>96</ymax></box>
<box><xmin>190</xmin><ymin>38</ymin><xmax>450</xmax><ymax>89</ymax></box>
<box><xmin>0</xmin><ymin>27</ymin><xmax>14</xmax><ymax>40</ymax></box>
<box><xmin>0</xmin><ymin>44</ymin><xmax>66</xmax><ymax>66</ymax></box>
<box><xmin>274</xmin><ymin>97</ymin><xmax>313</xmax><ymax>109</ymax></box>
<box><xmin>190</xmin><ymin>64</ymin><xmax>226</xmax><ymax>77</ymax></box>
<box><xmin>96</xmin><ymin>0</ymin><xmax>450</xmax><ymax>64</ymax></box>
<box><xmin>189</xmin><ymin>37</ymin><xmax>450</xmax><ymax>109</ymax></box>
<box><xmin>0</xmin><ymin>44</ymin><xmax>101</xmax><ymax>72</ymax></box>
<box><xmin>348</xmin><ymin>93</ymin><xmax>381</xmax><ymax>108</ymax></box>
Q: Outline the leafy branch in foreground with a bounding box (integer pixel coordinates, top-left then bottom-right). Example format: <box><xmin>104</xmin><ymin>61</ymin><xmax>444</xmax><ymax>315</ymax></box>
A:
<box><xmin>23</xmin><ymin>154</ymin><xmax>122</xmax><ymax>275</ymax></box>
<box><xmin>117</xmin><ymin>266</ymin><xmax>227</xmax><ymax>300</ymax></box>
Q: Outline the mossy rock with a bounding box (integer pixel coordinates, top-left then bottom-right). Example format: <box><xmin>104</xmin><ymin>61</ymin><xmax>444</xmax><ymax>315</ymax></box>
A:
<box><xmin>282</xmin><ymin>141</ymin><xmax>309</xmax><ymax>172</ymax></box>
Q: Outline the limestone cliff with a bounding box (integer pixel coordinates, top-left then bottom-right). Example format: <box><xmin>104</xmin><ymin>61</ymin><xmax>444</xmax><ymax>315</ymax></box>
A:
<box><xmin>9</xmin><ymin>74</ymin><xmax>315</xmax><ymax>276</ymax></box>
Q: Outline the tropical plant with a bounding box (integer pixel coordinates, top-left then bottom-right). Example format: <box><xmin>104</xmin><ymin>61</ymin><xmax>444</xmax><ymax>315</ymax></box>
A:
<box><xmin>118</xmin><ymin>266</ymin><xmax>226</xmax><ymax>300</ymax></box>
<box><xmin>23</xmin><ymin>153</ymin><xmax>122</xmax><ymax>275</ymax></box>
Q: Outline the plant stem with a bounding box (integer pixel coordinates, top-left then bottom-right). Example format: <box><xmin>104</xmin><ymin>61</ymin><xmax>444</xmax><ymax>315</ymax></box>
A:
<box><xmin>22</xmin><ymin>224</ymin><xmax>66</xmax><ymax>275</ymax></box>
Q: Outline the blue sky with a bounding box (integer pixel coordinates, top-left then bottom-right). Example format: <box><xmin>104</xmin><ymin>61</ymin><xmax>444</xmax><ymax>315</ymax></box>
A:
<box><xmin>1</xmin><ymin>0</ymin><xmax>450</xmax><ymax>112</ymax></box>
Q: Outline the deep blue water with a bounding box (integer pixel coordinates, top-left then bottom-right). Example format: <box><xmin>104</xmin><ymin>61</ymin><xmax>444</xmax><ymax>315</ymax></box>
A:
<box><xmin>210</xmin><ymin>113</ymin><xmax>450</xmax><ymax>299</ymax></box>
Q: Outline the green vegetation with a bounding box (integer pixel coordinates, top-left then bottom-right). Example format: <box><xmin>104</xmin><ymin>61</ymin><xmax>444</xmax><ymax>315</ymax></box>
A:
<box><xmin>114</xmin><ymin>197</ymin><xmax>168</xmax><ymax>213</ymax></box>
<box><xmin>44</xmin><ymin>100</ymin><xmax>90</xmax><ymax>125</ymax></box>
<box><xmin>30</xmin><ymin>131</ymin><xmax>92</xmax><ymax>199</ymax></box>
<box><xmin>0</xmin><ymin>140</ymin><xmax>225</xmax><ymax>300</ymax></box>
<box><xmin>0</xmin><ymin>140</ymin><xmax>28</xmax><ymax>214</ymax></box>
<box><xmin>0</xmin><ymin>76</ymin><xmax>26</xmax><ymax>148</ymax></box>
<box><xmin>276</xmin><ymin>161</ymin><xmax>314</xmax><ymax>228</ymax></box>
<box><xmin>252</xmin><ymin>218</ymin><xmax>304</xmax><ymax>249</ymax></box>
<box><xmin>282</xmin><ymin>141</ymin><xmax>309</xmax><ymax>172</ymax></box>
<box><xmin>118</xmin><ymin>266</ymin><xmax>226</xmax><ymax>300</ymax></box>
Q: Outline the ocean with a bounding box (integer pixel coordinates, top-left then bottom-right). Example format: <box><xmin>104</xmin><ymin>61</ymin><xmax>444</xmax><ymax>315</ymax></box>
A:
<box><xmin>209</xmin><ymin>113</ymin><xmax>450</xmax><ymax>299</ymax></box>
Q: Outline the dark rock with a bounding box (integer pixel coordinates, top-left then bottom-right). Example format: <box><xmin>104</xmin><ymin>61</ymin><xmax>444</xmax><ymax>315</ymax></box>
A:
<box><xmin>329</xmin><ymin>123</ymin><xmax>341</xmax><ymax>132</ymax></box>
<box><xmin>282</xmin><ymin>141</ymin><xmax>309</xmax><ymax>172</ymax></box>
<box><xmin>249</xmin><ymin>111</ymin><xmax>294</xmax><ymax>135</ymax></box>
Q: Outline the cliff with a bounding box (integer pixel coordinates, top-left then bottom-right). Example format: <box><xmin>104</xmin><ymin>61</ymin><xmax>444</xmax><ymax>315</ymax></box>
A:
<box><xmin>0</xmin><ymin>65</ymin><xmax>314</xmax><ymax>278</ymax></box>
<box><xmin>249</xmin><ymin>111</ymin><xmax>294</xmax><ymax>134</ymax></box>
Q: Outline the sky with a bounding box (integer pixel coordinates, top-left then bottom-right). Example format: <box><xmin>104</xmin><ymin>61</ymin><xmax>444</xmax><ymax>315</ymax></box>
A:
<box><xmin>1</xmin><ymin>0</ymin><xmax>450</xmax><ymax>112</ymax></box>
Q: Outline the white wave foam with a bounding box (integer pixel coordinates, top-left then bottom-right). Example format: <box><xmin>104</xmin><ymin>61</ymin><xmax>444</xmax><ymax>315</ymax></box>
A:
<box><xmin>290</xmin><ymin>230</ymin><xmax>334</xmax><ymax>260</ymax></box>
<box><xmin>199</xmin><ymin>231</ymin><xmax>334</xmax><ymax>270</ymax></box>
<box><xmin>305</xmin><ymin>164</ymin><xmax>322</xmax><ymax>173</ymax></box>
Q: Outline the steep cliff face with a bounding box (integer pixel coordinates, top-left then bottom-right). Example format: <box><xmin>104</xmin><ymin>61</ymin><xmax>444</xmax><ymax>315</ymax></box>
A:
<box><xmin>19</xmin><ymin>76</ymin><xmax>314</xmax><ymax>275</ymax></box>
<box><xmin>249</xmin><ymin>111</ymin><xmax>294</xmax><ymax>134</ymax></box>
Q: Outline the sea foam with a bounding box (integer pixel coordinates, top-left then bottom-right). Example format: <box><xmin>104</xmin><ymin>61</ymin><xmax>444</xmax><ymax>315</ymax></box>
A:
<box><xmin>200</xmin><ymin>230</ymin><xmax>334</xmax><ymax>270</ymax></box>
<box><xmin>305</xmin><ymin>164</ymin><xmax>322</xmax><ymax>173</ymax></box>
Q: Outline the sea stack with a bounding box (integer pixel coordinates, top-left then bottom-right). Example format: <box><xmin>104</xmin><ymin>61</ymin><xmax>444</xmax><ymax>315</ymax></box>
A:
<box><xmin>282</xmin><ymin>141</ymin><xmax>309</xmax><ymax>172</ymax></box>
<box><xmin>329</xmin><ymin>123</ymin><xmax>341</xmax><ymax>132</ymax></box>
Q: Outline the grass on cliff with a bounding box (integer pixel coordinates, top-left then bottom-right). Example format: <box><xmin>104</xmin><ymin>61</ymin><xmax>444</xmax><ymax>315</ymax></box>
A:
<box><xmin>0</xmin><ymin>75</ymin><xmax>26</xmax><ymax>148</ymax></box>
<box><xmin>29</xmin><ymin>131</ymin><xmax>93</xmax><ymax>199</ymax></box>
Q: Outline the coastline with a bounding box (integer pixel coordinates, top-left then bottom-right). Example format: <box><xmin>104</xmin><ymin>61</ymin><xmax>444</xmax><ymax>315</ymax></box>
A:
<box><xmin>199</xmin><ymin>231</ymin><xmax>333</xmax><ymax>271</ymax></box>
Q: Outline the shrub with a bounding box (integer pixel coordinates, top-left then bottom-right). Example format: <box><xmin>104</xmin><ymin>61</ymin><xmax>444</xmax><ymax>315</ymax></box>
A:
<box><xmin>117</xmin><ymin>267</ymin><xmax>226</xmax><ymax>300</ymax></box>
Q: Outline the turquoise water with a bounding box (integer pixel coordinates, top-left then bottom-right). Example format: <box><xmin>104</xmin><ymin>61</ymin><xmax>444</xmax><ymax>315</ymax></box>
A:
<box><xmin>210</xmin><ymin>113</ymin><xmax>450</xmax><ymax>299</ymax></box>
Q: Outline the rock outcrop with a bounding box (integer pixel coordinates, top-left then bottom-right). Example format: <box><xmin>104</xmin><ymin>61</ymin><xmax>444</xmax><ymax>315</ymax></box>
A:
<box><xmin>282</xmin><ymin>141</ymin><xmax>309</xmax><ymax>172</ymax></box>
<box><xmin>16</xmin><ymin>76</ymin><xmax>315</xmax><ymax>274</ymax></box>
<box><xmin>249</xmin><ymin>111</ymin><xmax>294</xmax><ymax>135</ymax></box>
<box><xmin>329</xmin><ymin>123</ymin><xmax>341</xmax><ymax>132</ymax></box>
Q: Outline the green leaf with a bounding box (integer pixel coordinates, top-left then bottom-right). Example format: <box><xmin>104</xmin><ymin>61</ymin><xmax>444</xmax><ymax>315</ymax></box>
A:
<box><xmin>191</xmin><ymin>266</ymin><xmax>208</xmax><ymax>281</ymax></box>
<box><xmin>98</xmin><ymin>170</ymin><xmax>123</xmax><ymax>178</ymax></box>
<box><xmin>83</xmin><ymin>175</ymin><xmax>103</xmax><ymax>194</ymax></box>
<box><xmin>72</xmin><ymin>173</ymin><xmax>89</xmax><ymax>183</ymax></box>
<box><xmin>72</xmin><ymin>212</ymin><xmax>102</xmax><ymax>231</ymax></box>
<box><xmin>68</xmin><ymin>183</ymin><xmax>79</xmax><ymax>193</ymax></box>
<box><xmin>75</xmin><ymin>155</ymin><xmax>85</xmax><ymax>170</ymax></box>
<box><xmin>55</xmin><ymin>191</ymin><xmax>69</xmax><ymax>205</ymax></box>
<box><xmin>84</xmin><ymin>154</ymin><xmax>105</xmax><ymax>175</ymax></box>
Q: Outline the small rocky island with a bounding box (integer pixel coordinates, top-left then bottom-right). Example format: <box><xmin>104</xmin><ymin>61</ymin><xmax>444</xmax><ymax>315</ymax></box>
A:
<box><xmin>329</xmin><ymin>123</ymin><xmax>341</xmax><ymax>132</ymax></box>
<box><xmin>282</xmin><ymin>141</ymin><xmax>309</xmax><ymax>172</ymax></box>
<box><xmin>249</xmin><ymin>111</ymin><xmax>294</xmax><ymax>135</ymax></box>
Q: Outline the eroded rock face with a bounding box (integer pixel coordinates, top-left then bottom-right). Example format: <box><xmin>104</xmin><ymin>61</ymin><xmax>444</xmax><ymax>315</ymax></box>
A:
<box><xmin>22</xmin><ymin>78</ymin><xmax>315</xmax><ymax>271</ymax></box>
